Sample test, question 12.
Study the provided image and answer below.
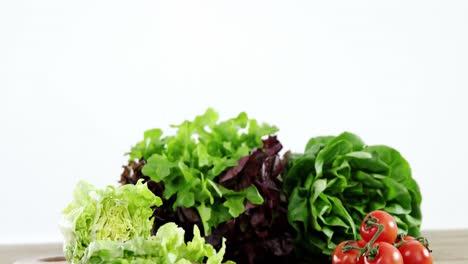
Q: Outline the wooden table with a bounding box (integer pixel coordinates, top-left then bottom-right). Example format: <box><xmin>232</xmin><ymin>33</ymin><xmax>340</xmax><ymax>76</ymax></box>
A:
<box><xmin>1</xmin><ymin>230</ymin><xmax>466</xmax><ymax>263</ymax></box>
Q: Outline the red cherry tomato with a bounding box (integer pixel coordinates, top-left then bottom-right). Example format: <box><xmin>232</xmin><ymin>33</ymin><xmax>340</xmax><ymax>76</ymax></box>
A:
<box><xmin>362</xmin><ymin>242</ymin><xmax>403</xmax><ymax>264</ymax></box>
<box><xmin>398</xmin><ymin>240</ymin><xmax>433</xmax><ymax>264</ymax></box>
<box><xmin>360</xmin><ymin>210</ymin><xmax>398</xmax><ymax>244</ymax></box>
<box><xmin>332</xmin><ymin>240</ymin><xmax>365</xmax><ymax>264</ymax></box>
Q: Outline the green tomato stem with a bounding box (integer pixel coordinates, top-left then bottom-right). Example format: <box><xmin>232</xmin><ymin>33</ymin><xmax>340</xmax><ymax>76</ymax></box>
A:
<box><xmin>342</xmin><ymin>223</ymin><xmax>385</xmax><ymax>262</ymax></box>
<box><xmin>416</xmin><ymin>236</ymin><xmax>432</xmax><ymax>251</ymax></box>
<box><xmin>394</xmin><ymin>234</ymin><xmax>432</xmax><ymax>253</ymax></box>
<box><xmin>358</xmin><ymin>224</ymin><xmax>384</xmax><ymax>260</ymax></box>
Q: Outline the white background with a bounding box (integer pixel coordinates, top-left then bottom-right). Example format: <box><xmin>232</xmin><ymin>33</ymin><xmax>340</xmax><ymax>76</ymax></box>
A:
<box><xmin>1</xmin><ymin>1</ymin><xmax>467</xmax><ymax>244</ymax></box>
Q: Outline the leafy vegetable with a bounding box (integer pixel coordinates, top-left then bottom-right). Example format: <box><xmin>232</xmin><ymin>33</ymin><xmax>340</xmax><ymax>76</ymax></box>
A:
<box><xmin>121</xmin><ymin>110</ymin><xmax>294</xmax><ymax>263</ymax></box>
<box><xmin>206</xmin><ymin>136</ymin><xmax>294</xmax><ymax>264</ymax></box>
<box><xmin>283</xmin><ymin>132</ymin><xmax>422</xmax><ymax>260</ymax></box>
<box><xmin>60</xmin><ymin>181</ymin><xmax>161</xmax><ymax>263</ymax></box>
<box><xmin>121</xmin><ymin>108</ymin><xmax>278</xmax><ymax>235</ymax></box>
<box><xmin>83</xmin><ymin>223</ymin><xmax>234</xmax><ymax>264</ymax></box>
<box><xmin>61</xmin><ymin>181</ymin><xmax>232</xmax><ymax>264</ymax></box>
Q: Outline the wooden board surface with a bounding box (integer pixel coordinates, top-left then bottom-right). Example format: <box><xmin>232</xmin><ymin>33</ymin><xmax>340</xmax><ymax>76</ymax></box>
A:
<box><xmin>424</xmin><ymin>229</ymin><xmax>468</xmax><ymax>264</ymax></box>
<box><xmin>2</xmin><ymin>230</ymin><xmax>467</xmax><ymax>263</ymax></box>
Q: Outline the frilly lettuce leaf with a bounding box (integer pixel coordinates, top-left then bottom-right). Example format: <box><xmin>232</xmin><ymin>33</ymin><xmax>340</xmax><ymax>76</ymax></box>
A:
<box><xmin>61</xmin><ymin>180</ymin><xmax>161</xmax><ymax>263</ymax></box>
<box><xmin>82</xmin><ymin>223</ymin><xmax>234</xmax><ymax>264</ymax></box>
<box><xmin>125</xmin><ymin>108</ymin><xmax>277</xmax><ymax>234</ymax></box>
<box><xmin>61</xmin><ymin>181</ymin><xmax>232</xmax><ymax>264</ymax></box>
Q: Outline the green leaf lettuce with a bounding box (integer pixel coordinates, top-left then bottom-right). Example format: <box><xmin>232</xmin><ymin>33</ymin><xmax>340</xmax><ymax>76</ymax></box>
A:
<box><xmin>283</xmin><ymin>132</ymin><xmax>422</xmax><ymax>258</ymax></box>
<box><xmin>127</xmin><ymin>108</ymin><xmax>277</xmax><ymax>234</ymax></box>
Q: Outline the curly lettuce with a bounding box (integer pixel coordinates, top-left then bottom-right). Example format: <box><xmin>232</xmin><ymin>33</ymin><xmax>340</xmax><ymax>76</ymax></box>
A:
<box><xmin>61</xmin><ymin>181</ymin><xmax>161</xmax><ymax>263</ymax></box>
<box><xmin>61</xmin><ymin>181</ymin><xmax>232</xmax><ymax>264</ymax></box>
<box><xmin>83</xmin><ymin>223</ymin><xmax>233</xmax><ymax>264</ymax></box>
<box><xmin>123</xmin><ymin>108</ymin><xmax>278</xmax><ymax>235</ymax></box>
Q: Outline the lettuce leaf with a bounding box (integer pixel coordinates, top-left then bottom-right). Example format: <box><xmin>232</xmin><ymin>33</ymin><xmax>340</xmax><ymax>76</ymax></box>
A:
<box><xmin>82</xmin><ymin>223</ymin><xmax>234</xmax><ymax>264</ymax></box>
<box><xmin>121</xmin><ymin>108</ymin><xmax>278</xmax><ymax>235</ymax></box>
<box><xmin>61</xmin><ymin>180</ymin><xmax>161</xmax><ymax>263</ymax></box>
<box><xmin>283</xmin><ymin>132</ymin><xmax>422</xmax><ymax>260</ymax></box>
<box><xmin>206</xmin><ymin>136</ymin><xmax>294</xmax><ymax>264</ymax></box>
<box><xmin>61</xmin><ymin>181</ymin><xmax>232</xmax><ymax>264</ymax></box>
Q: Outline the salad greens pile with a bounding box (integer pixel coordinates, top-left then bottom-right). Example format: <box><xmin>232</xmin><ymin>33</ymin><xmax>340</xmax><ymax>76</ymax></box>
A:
<box><xmin>121</xmin><ymin>109</ymin><xmax>293</xmax><ymax>263</ymax></box>
<box><xmin>62</xmin><ymin>109</ymin><xmax>424</xmax><ymax>263</ymax></box>
<box><xmin>60</xmin><ymin>181</ymin><xmax>232</xmax><ymax>264</ymax></box>
<box><xmin>125</xmin><ymin>108</ymin><xmax>277</xmax><ymax>235</ymax></box>
<box><xmin>283</xmin><ymin>132</ymin><xmax>422</xmax><ymax>261</ymax></box>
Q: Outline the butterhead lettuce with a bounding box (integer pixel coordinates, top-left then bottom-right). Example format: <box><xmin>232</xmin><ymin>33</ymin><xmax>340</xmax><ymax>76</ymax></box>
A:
<box><xmin>283</xmin><ymin>132</ymin><xmax>422</xmax><ymax>261</ymax></box>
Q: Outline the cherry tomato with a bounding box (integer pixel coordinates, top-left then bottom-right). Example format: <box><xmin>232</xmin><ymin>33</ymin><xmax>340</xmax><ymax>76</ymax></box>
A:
<box><xmin>362</xmin><ymin>242</ymin><xmax>403</xmax><ymax>264</ymax></box>
<box><xmin>360</xmin><ymin>210</ymin><xmax>398</xmax><ymax>244</ymax></box>
<box><xmin>332</xmin><ymin>240</ymin><xmax>365</xmax><ymax>264</ymax></box>
<box><xmin>398</xmin><ymin>240</ymin><xmax>433</xmax><ymax>264</ymax></box>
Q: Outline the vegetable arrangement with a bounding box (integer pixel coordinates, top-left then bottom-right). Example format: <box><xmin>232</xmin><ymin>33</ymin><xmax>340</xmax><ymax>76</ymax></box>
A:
<box><xmin>61</xmin><ymin>109</ymin><xmax>425</xmax><ymax>263</ymax></box>
<box><xmin>331</xmin><ymin>210</ymin><xmax>433</xmax><ymax>264</ymax></box>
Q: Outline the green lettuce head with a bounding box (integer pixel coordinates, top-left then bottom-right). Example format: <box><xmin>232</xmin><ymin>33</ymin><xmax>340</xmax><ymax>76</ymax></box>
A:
<box><xmin>283</xmin><ymin>132</ymin><xmax>422</xmax><ymax>261</ymax></box>
<box><xmin>61</xmin><ymin>180</ymin><xmax>233</xmax><ymax>264</ymax></box>
<box><xmin>60</xmin><ymin>180</ymin><xmax>162</xmax><ymax>263</ymax></box>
